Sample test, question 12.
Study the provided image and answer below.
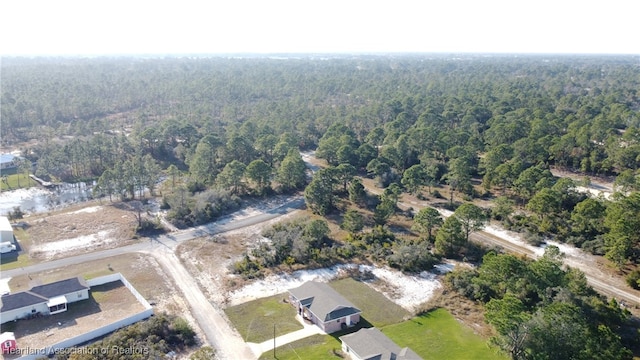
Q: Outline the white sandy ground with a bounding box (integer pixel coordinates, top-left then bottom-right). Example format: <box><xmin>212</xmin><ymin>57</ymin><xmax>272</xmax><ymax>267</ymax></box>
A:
<box><xmin>69</xmin><ymin>205</ymin><xmax>102</xmax><ymax>214</ymax></box>
<box><xmin>0</xmin><ymin>187</ymin><xmax>51</xmax><ymax>214</ymax></box>
<box><xmin>0</xmin><ymin>277</ymin><xmax>10</xmax><ymax>295</ymax></box>
<box><xmin>31</xmin><ymin>230</ymin><xmax>113</xmax><ymax>259</ymax></box>
<box><xmin>227</xmin><ymin>263</ymin><xmax>445</xmax><ymax>312</ymax></box>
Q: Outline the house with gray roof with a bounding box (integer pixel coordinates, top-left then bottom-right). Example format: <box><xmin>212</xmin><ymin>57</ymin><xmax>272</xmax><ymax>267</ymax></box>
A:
<box><xmin>288</xmin><ymin>281</ymin><xmax>361</xmax><ymax>333</ymax></box>
<box><xmin>0</xmin><ymin>277</ymin><xmax>89</xmax><ymax>324</ymax></box>
<box><xmin>340</xmin><ymin>327</ymin><xmax>423</xmax><ymax>360</ymax></box>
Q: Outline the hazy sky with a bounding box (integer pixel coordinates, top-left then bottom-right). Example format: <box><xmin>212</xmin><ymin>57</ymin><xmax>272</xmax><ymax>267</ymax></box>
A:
<box><xmin>2</xmin><ymin>0</ymin><xmax>638</xmax><ymax>56</ymax></box>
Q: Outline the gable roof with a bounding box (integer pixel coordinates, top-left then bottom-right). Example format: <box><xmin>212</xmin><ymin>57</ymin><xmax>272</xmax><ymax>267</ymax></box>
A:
<box><xmin>1</xmin><ymin>277</ymin><xmax>89</xmax><ymax>313</ymax></box>
<box><xmin>29</xmin><ymin>277</ymin><xmax>88</xmax><ymax>298</ymax></box>
<box><xmin>1</xmin><ymin>292</ymin><xmax>48</xmax><ymax>312</ymax></box>
<box><xmin>340</xmin><ymin>327</ymin><xmax>423</xmax><ymax>360</ymax></box>
<box><xmin>288</xmin><ymin>281</ymin><xmax>361</xmax><ymax>322</ymax></box>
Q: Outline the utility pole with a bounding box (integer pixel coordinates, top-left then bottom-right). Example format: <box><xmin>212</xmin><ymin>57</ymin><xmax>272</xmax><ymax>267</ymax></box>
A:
<box><xmin>273</xmin><ymin>323</ymin><xmax>276</xmax><ymax>358</ymax></box>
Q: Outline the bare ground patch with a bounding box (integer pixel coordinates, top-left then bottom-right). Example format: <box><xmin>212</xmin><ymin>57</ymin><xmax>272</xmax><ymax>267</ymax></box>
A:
<box><xmin>21</xmin><ymin>203</ymin><xmax>138</xmax><ymax>260</ymax></box>
<box><xmin>176</xmin><ymin>210</ymin><xmax>304</xmax><ymax>305</ymax></box>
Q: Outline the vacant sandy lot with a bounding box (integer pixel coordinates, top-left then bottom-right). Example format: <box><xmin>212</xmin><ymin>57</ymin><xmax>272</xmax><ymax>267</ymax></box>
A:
<box><xmin>19</xmin><ymin>202</ymin><xmax>138</xmax><ymax>260</ymax></box>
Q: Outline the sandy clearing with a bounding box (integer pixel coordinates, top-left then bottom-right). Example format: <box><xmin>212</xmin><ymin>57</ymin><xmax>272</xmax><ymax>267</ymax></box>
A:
<box><xmin>227</xmin><ymin>263</ymin><xmax>442</xmax><ymax>312</ymax></box>
<box><xmin>69</xmin><ymin>205</ymin><xmax>102</xmax><ymax>214</ymax></box>
<box><xmin>31</xmin><ymin>230</ymin><xmax>113</xmax><ymax>258</ymax></box>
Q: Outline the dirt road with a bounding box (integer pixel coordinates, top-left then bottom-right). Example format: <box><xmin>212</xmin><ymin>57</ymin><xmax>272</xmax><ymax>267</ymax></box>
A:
<box><xmin>302</xmin><ymin>153</ymin><xmax>640</xmax><ymax>308</ymax></box>
<box><xmin>152</xmin><ymin>251</ymin><xmax>256</xmax><ymax>360</ymax></box>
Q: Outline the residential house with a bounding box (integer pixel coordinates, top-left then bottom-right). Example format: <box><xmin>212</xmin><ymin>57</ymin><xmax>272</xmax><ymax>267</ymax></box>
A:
<box><xmin>0</xmin><ymin>277</ymin><xmax>89</xmax><ymax>324</ymax></box>
<box><xmin>0</xmin><ymin>216</ymin><xmax>14</xmax><ymax>244</ymax></box>
<box><xmin>0</xmin><ymin>154</ymin><xmax>17</xmax><ymax>170</ymax></box>
<box><xmin>288</xmin><ymin>281</ymin><xmax>361</xmax><ymax>333</ymax></box>
<box><xmin>340</xmin><ymin>327</ymin><xmax>423</xmax><ymax>360</ymax></box>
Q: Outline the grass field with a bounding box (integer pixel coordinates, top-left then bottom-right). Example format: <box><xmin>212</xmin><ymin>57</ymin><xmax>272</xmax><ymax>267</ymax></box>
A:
<box><xmin>260</xmin><ymin>308</ymin><xmax>507</xmax><ymax>360</ymax></box>
<box><xmin>0</xmin><ymin>172</ymin><xmax>35</xmax><ymax>191</ymax></box>
<box><xmin>329</xmin><ymin>277</ymin><xmax>409</xmax><ymax>327</ymax></box>
<box><xmin>259</xmin><ymin>334</ymin><xmax>343</xmax><ymax>360</ymax></box>
<box><xmin>383</xmin><ymin>308</ymin><xmax>507</xmax><ymax>360</ymax></box>
<box><xmin>225</xmin><ymin>294</ymin><xmax>304</xmax><ymax>343</ymax></box>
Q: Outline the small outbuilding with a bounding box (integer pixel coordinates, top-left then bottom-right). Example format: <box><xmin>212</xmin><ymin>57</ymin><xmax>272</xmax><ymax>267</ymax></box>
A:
<box><xmin>288</xmin><ymin>281</ymin><xmax>361</xmax><ymax>334</ymax></box>
<box><xmin>0</xmin><ymin>216</ymin><xmax>14</xmax><ymax>244</ymax></box>
<box><xmin>0</xmin><ymin>332</ymin><xmax>17</xmax><ymax>354</ymax></box>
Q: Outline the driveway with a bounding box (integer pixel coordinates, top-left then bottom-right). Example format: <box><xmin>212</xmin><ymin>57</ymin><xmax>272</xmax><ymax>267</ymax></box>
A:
<box><xmin>247</xmin><ymin>315</ymin><xmax>324</xmax><ymax>358</ymax></box>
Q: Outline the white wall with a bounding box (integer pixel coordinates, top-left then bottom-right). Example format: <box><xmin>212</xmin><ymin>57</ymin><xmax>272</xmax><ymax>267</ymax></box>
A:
<box><xmin>0</xmin><ymin>303</ymin><xmax>49</xmax><ymax>324</ymax></box>
<box><xmin>17</xmin><ymin>273</ymin><xmax>154</xmax><ymax>360</ymax></box>
<box><xmin>63</xmin><ymin>289</ymin><xmax>89</xmax><ymax>304</ymax></box>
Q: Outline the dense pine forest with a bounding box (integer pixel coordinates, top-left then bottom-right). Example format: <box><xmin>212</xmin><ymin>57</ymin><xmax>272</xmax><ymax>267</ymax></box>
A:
<box><xmin>2</xmin><ymin>54</ymin><xmax>639</xmax><ymax>359</ymax></box>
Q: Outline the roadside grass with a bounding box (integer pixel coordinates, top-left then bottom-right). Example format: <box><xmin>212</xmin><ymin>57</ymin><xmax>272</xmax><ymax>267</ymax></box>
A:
<box><xmin>0</xmin><ymin>252</ymin><xmax>31</xmax><ymax>270</ymax></box>
<box><xmin>382</xmin><ymin>308</ymin><xmax>507</xmax><ymax>360</ymax></box>
<box><xmin>329</xmin><ymin>278</ymin><xmax>409</xmax><ymax>327</ymax></box>
<box><xmin>225</xmin><ymin>294</ymin><xmax>303</xmax><ymax>343</ymax></box>
<box><xmin>0</xmin><ymin>173</ymin><xmax>36</xmax><ymax>191</ymax></box>
<box><xmin>1</xmin><ymin>228</ymin><xmax>33</xmax><ymax>270</ymax></box>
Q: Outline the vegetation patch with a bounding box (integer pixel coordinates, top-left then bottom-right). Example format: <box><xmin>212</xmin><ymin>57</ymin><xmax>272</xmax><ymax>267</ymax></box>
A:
<box><xmin>54</xmin><ymin>313</ymin><xmax>196</xmax><ymax>360</ymax></box>
<box><xmin>224</xmin><ymin>294</ymin><xmax>303</xmax><ymax>343</ymax></box>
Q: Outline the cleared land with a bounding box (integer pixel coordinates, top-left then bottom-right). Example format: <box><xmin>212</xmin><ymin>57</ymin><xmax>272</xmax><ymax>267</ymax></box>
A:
<box><xmin>22</xmin><ymin>203</ymin><xmax>137</xmax><ymax>260</ymax></box>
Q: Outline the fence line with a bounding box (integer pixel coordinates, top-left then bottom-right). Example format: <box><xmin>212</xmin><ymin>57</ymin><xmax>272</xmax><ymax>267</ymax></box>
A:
<box><xmin>18</xmin><ymin>273</ymin><xmax>153</xmax><ymax>360</ymax></box>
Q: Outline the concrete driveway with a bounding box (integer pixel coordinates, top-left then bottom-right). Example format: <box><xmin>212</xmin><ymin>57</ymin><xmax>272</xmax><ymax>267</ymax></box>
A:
<box><xmin>247</xmin><ymin>315</ymin><xmax>325</xmax><ymax>358</ymax></box>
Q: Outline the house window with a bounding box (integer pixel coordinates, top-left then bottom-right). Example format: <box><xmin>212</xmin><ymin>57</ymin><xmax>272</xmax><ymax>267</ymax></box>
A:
<box><xmin>5</xmin><ymin>341</ymin><xmax>12</xmax><ymax>347</ymax></box>
<box><xmin>78</xmin><ymin>293</ymin><xmax>82</xmax><ymax>298</ymax></box>
<box><xmin>31</xmin><ymin>309</ymin><xmax>36</xmax><ymax>313</ymax></box>
<box><xmin>337</xmin><ymin>319</ymin><xmax>340</xmax><ymax>323</ymax></box>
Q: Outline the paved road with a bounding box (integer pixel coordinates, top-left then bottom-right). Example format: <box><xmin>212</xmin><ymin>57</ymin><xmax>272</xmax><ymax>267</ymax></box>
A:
<box><xmin>1</xmin><ymin>196</ymin><xmax>305</xmax><ymax>360</ymax></box>
<box><xmin>1</xmin><ymin>197</ymin><xmax>305</xmax><ymax>279</ymax></box>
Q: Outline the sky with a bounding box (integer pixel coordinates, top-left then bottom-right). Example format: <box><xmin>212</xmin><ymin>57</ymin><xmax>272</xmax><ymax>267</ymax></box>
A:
<box><xmin>1</xmin><ymin>0</ymin><xmax>638</xmax><ymax>56</ymax></box>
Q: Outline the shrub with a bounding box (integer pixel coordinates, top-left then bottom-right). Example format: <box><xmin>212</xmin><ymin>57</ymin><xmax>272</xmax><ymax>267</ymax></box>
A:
<box><xmin>626</xmin><ymin>269</ymin><xmax>640</xmax><ymax>290</ymax></box>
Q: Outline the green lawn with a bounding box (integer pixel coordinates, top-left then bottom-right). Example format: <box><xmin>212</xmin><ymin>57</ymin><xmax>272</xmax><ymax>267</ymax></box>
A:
<box><xmin>259</xmin><ymin>334</ymin><xmax>343</xmax><ymax>360</ymax></box>
<box><xmin>0</xmin><ymin>173</ymin><xmax>35</xmax><ymax>191</ymax></box>
<box><xmin>382</xmin><ymin>308</ymin><xmax>507</xmax><ymax>360</ymax></box>
<box><xmin>261</xmin><ymin>308</ymin><xmax>507</xmax><ymax>360</ymax></box>
<box><xmin>329</xmin><ymin>277</ymin><xmax>409</xmax><ymax>327</ymax></box>
<box><xmin>225</xmin><ymin>294</ymin><xmax>303</xmax><ymax>343</ymax></box>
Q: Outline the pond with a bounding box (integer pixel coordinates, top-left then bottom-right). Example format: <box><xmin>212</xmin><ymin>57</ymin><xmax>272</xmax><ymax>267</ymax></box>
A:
<box><xmin>0</xmin><ymin>182</ymin><xmax>94</xmax><ymax>215</ymax></box>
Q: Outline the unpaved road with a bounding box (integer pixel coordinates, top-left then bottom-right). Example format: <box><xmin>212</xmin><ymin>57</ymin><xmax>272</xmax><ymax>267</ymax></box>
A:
<box><xmin>152</xmin><ymin>251</ymin><xmax>255</xmax><ymax>360</ymax></box>
<box><xmin>304</xmin><ymin>152</ymin><xmax>640</xmax><ymax>308</ymax></box>
<box><xmin>2</xmin><ymin>196</ymin><xmax>305</xmax><ymax>360</ymax></box>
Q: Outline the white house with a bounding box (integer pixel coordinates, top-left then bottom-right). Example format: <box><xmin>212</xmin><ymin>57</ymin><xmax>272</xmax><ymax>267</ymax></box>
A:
<box><xmin>0</xmin><ymin>217</ymin><xmax>13</xmax><ymax>244</ymax></box>
<box><xmin>0</xmin><ymin>277</ymin><xmax>89</xmax><ymax>324</ymax></box>
<box><xmin>340</xmin><ymin>327</ymin><xmax>423</xmax><ymax>360</ymax></box>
